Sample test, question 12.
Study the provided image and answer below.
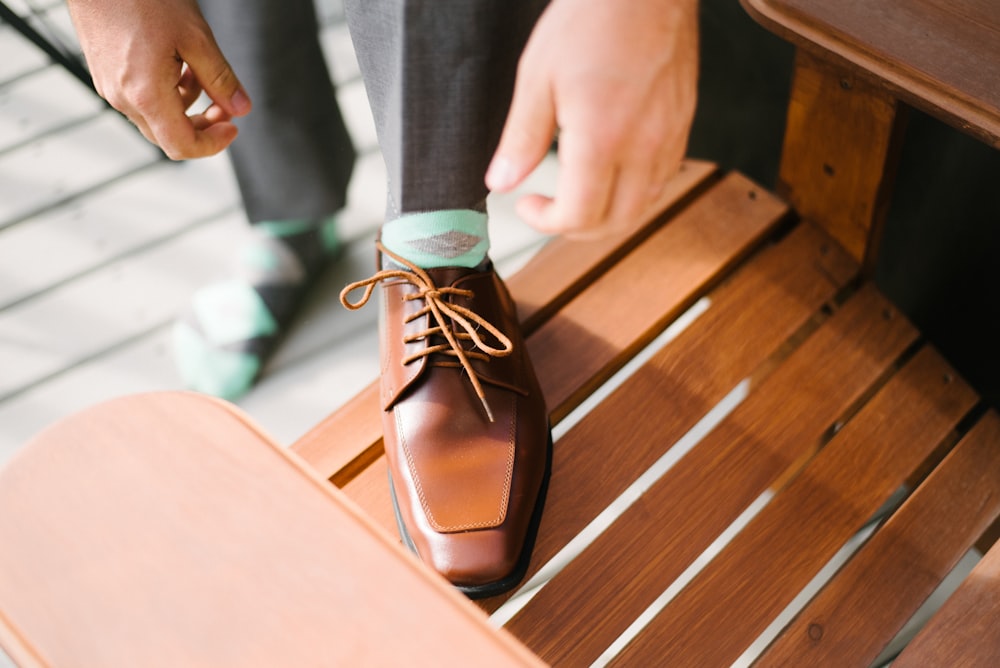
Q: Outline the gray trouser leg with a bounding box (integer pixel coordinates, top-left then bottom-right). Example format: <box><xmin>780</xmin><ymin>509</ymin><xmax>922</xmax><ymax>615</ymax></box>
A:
<box><xmin>198</xmin><ymin>0</ymin><xmax>356</xmax><ymax>223</ymax></box>
<box><xmin>343</xmin><ymin>0</ymin><xmax>548</xmax><ymax>217</ymax></box>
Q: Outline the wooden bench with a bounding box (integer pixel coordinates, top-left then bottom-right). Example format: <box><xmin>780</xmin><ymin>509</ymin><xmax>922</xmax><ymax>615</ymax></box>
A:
<box><xmin>2</xmin><ymin>0</ymin><xmax>999</xmax><ymax>665</ymax></box>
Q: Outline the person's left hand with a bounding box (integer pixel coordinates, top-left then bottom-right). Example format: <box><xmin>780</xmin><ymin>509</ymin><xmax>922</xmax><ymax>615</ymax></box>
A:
<box><xmin>485</xmin><ymin>0</ymin><xmax>699</xmax><ymax>239</ymax></box>
<box><xmin>66</xmin><ymin>0</ymin><xmax>251</xmax><ymax>159</ymax></box>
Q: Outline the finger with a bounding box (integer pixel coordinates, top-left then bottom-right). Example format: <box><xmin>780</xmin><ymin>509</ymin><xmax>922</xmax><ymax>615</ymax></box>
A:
<box><xmin>521</xmin><ymin>129</ymin><xmax>616</xmax><ymax>236</ymax></box>
<box><xmin>645</xmin><ymin>124</ymin><xmax>690</xmax><ymax>210</ymax></box>
<box><xmin>189</xmin><ymin>102</ymin><xmax>232</xmax><ymax>130</ymax></box>
<box><xmin>124</xmin><ymin>111</ymin><xmax>158</xmax><ymax>149</ymax></box>
<box><xmin>177</xmin><ymin>65</ymin><xmax>203</xmax><ymax>110</ymax></box>
<box><xmin>485</xmin><ymin>57</ymin><xmax>556</xmax><ymax>193</ymax></box>
<box><xmin>636</xmin><ymin>81</ymin><xmax>692</xmax><ymax>215</ymax></box>
<box><xmin>603</xmin><ymin>145</ymin><xmax>657</xmax><ymax>230</ymax></box>
<box><xmin>143</xmin><ymin>85</ymin><xmax>237</xmax><ymax>159</ymax></box>
<box><xmin>515</xmin><ymin>194</ymin><xmax>614</xmax><ymax>242</ymax></box>
<box><xmin>182</xmin><ymin>28</ymin><xmax>251</xmax><ymax>118</ymax></box>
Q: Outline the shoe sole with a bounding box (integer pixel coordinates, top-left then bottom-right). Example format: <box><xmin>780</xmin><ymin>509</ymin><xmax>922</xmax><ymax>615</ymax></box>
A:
<box><xmin>388</xmin><ymin>426</ymin><xmax>553</xmax><ymax>600</ymax></box>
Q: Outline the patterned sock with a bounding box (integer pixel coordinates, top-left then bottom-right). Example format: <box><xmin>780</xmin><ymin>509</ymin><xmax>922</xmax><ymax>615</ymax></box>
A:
<box><xmin>380</xmin><ymin>209</ymin><xmax>489</xmax><ymax>269</ymax></box>
<box><xmin>172</xmin><ymin>216</ymin><xmax>340</xmax><ymax>400</ymax></box>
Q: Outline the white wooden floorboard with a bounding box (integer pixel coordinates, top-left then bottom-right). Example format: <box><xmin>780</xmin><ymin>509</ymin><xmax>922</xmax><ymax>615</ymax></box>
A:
<box><xmin>320</xmin><ymin>19</ymin><xmax>362</xmax><ymax>86</ymax></box>
<box><xmin>0</xmin><ymin>111</ymin><xmax>159</xmax><ymax>227</ymax></box>
<box><xmin>0</xmin><ymin>23</ymin><xmax>48</xmax><ymax>82</ymax></box>
<box><xmin>0</xmin><ymin>65</ymin><xmax>101</xmax><ymax>149</ymax></box>
<box><xmin>0</xmin><ymin>210</ymin><xmax>246</xmax><ymax>399</ymax></box>
<box><xmin>0</xmin><ymin>154</ymin><xmax>237</xmax><ymax>309</ymax></box>
<box><xmin>336</xmin><ymin>78</ymin><xmax>378</xmax><ymax>150</ymax></box>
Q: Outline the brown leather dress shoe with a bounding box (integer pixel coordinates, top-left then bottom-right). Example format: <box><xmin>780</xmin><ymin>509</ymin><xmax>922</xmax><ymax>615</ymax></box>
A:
<box><xmin>341</xmin><ymin>243</ymin><xmax>551</xmax><ymax>598</ymax></box>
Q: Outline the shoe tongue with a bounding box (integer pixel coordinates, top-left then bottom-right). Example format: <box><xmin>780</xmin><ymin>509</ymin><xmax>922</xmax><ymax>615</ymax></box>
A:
<box><xmin>424</xmin><ymin>264</ymin><xmax>478</xmax><ymax>288</ymax></box>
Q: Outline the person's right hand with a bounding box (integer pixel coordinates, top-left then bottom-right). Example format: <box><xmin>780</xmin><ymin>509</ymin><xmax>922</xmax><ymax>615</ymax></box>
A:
<box><xmin>67</xmin><ymin>0</ymin><xmax>251</xmax><ymax>159</ymax></box>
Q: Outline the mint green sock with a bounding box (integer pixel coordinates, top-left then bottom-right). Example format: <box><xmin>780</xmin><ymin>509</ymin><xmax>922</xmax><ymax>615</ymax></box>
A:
<box><xmin>173</xmin><ymin>215</ymin><xmax>339</xmax><ymax>400</ymax></box>
<box><xmin>380</xmin><ymin>209</ymin><xmax>489</xmax><ymax>269</ymax></box>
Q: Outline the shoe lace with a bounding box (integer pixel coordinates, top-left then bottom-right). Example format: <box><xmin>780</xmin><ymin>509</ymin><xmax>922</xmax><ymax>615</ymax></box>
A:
<box><xmin>340</xmin><ymin>241</ymin><xmax>513</xmax><ymax>422</ymax></box>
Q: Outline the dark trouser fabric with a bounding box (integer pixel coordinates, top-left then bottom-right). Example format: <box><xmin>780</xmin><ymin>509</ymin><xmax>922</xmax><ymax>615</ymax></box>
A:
<box><xmin>198</xmin><ymin>0</ymin><xmax>356</xmax><ymax>223</ymax></box>
<box><xmin>343</xmin><ymin>0</ymin><xmax>549</xmax><ymax>217</ymax></box>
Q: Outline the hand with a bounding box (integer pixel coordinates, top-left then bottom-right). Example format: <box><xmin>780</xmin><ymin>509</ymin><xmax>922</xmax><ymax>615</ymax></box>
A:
<box><xmin>486</xmin><ymin>0</ymin><xmax>699</xmax><ymax>239</ymax></box>
<box><xmin>67</xmin><ymin>0</ymin><xmax>251</xmax><ymax>159</ymax></box>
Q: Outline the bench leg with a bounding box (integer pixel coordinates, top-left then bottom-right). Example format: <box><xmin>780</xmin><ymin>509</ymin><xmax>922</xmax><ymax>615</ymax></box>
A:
<box><xmin>777</xmin><ymin>48</ymin><xmax>907</xmax><ymax>270</ymax></box>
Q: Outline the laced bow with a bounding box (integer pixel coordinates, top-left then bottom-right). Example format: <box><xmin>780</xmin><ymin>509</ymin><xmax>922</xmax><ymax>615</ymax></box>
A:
<box><xmin>340</xmin><ymin>242</ymin><xmax>514</xmax><ymax>422</ymax></box>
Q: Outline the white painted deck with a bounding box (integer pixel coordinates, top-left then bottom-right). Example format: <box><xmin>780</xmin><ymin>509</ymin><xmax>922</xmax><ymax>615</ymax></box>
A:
<box><xmin>0</xmin><ymin>0</ymin><xmax>554</xmax><ymax>466</ymax></box>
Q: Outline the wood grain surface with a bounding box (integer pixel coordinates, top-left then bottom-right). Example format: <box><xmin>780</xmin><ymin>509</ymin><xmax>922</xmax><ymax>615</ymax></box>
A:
<box><xmin>0</xmin><ymin>393</ymin><xmax>543</xmax><ymax>668</ymax></box>
<box><xmin>758</xmin><ymin>411</ymin><xmax>1000</xmax><ymax>666</ymax></box>
<box><xmin>613</xmin><ymin>346</ymin><xmax>977</xmax><ymax>666</ymax></box>
<box><xmin>505</xmin><ymin>284</ymin><xmax>918</xmax><ymax>665</ymax></box>
<box><xmin>741</xmin><ymin>0</ymin><xmax>1000</xmax><ymax>147</ymax></box>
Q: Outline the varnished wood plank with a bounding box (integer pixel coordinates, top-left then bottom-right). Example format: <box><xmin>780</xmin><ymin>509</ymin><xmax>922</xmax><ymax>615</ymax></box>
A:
<box><xmin>741</xmin><ymin>0</ymin><xmax>1000</xmax><ymax>148</ymax></box>
<box><xmin>774</xmin><ymin>48</ymin><xmax>905</xmax><ymax>266</ymax></box>
<box><xmin>505</xmin><ymin>284</ymin><xmax>916</xmax><ymax>665</ymax></box>
<box><xmin>893</xmin><ymin>525</ymin><xmax>1000</xmax><ymax>666</ymax></box>
<box><xmin>342</xmin><ymin>456</ymin><xmax>398</xmax><ymax>541</ymax></box>
<box><xmin>0</xmin><ymin>393</ymin><xmax>542</xmax><ymax>667</ymax></box>
<box><xmin>614</xmin><ymin>346</ymin><xmax>977</xmax><ymax>666</ymax></box>
<box><xmin>758</xmin><ymin>411</ymin><xmax>1000</xmax><ymax>667</ymax></box>
<box><xmin>291</xmin><ymin>165</ymin><xmax>744</xmax><ymax>483</ymax></box>
<box><xmin>477</xmin><ymin>221</ymin><xmax>857</xmax><ymax>613</ymax></box>
<box><xmin>297</xmin><ymin>384</ymin><xmax>383</xmax><ymax>488</ymax></box>
<box><xmin>506</xmin><ymin>159</ymin><xmax>719</xmax><ymax>331</ymax></box>
<box><xmin>530</xmin><ymin>172</ymin><xmax>785</xmax><ymax>424</ymax></box>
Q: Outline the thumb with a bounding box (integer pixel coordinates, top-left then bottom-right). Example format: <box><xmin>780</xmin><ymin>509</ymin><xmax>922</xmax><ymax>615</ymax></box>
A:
<box><xmin>486</xmin><ymin>69</ymin><xmax>556</xmax><ymax>193</ymax></box>
<box><xmin>182</xmin><ymin>31</ymin><xmax>251</xmax><ymax>117</ymax></box>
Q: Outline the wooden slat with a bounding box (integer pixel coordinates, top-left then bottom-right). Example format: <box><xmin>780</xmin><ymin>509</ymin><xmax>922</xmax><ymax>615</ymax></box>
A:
<box><xmin>505</xmin><ymin>284</ymin><xmax>916</xmax><ymax>665</ymax></box>
<box><xmin>506</xmin><ymin>160</ymin><xmax>719</xmax><ymax>331</ymax></box>
<box><xmin>527</xmin><ymin>173</ymin><xmax>785</xmax><ymax>425</ymax></box>
<box><xmin>291</xmin><ymin>163</ymin><xmax>728</xmax><ymax>482</ymax></box>
<box><xmin>477</xmin><ymin>221</ymin><xmax>857</xmax><ymax>612</ymax></box>
<box><xmin>613</xmin><ymin>346</ymin><xmax>977</xmax><ymax>666</ymax></box>
<box><xmin>893</xmin><ymin>525</ymin><xmax>1000</xmax><ymax>666</ymax></box>
<box><xmin>337</xmin><ymin>174</ymin><xmax>791</xmax><ymax>523</ymax></box>
<box><xmin>741</xmin><ymin>0</ymin><xmax>1000</xmax><ymax>148</ymax></box>
<box><xmin>758</xmin><ymin>411</ymin><xmax>1000</xmax><ymax>666</ymax></box>
<box><xmin>0</xmin><ymin>393</ymin><xmax>542</xmax><ymax>667</ymax></box>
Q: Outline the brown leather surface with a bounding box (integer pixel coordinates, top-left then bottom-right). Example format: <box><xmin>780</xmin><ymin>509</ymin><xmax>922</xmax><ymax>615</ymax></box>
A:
<box><xmin>380</xmin><ymin>264</ymin><xmax>549</xmax><ymax>589</ymax></box>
